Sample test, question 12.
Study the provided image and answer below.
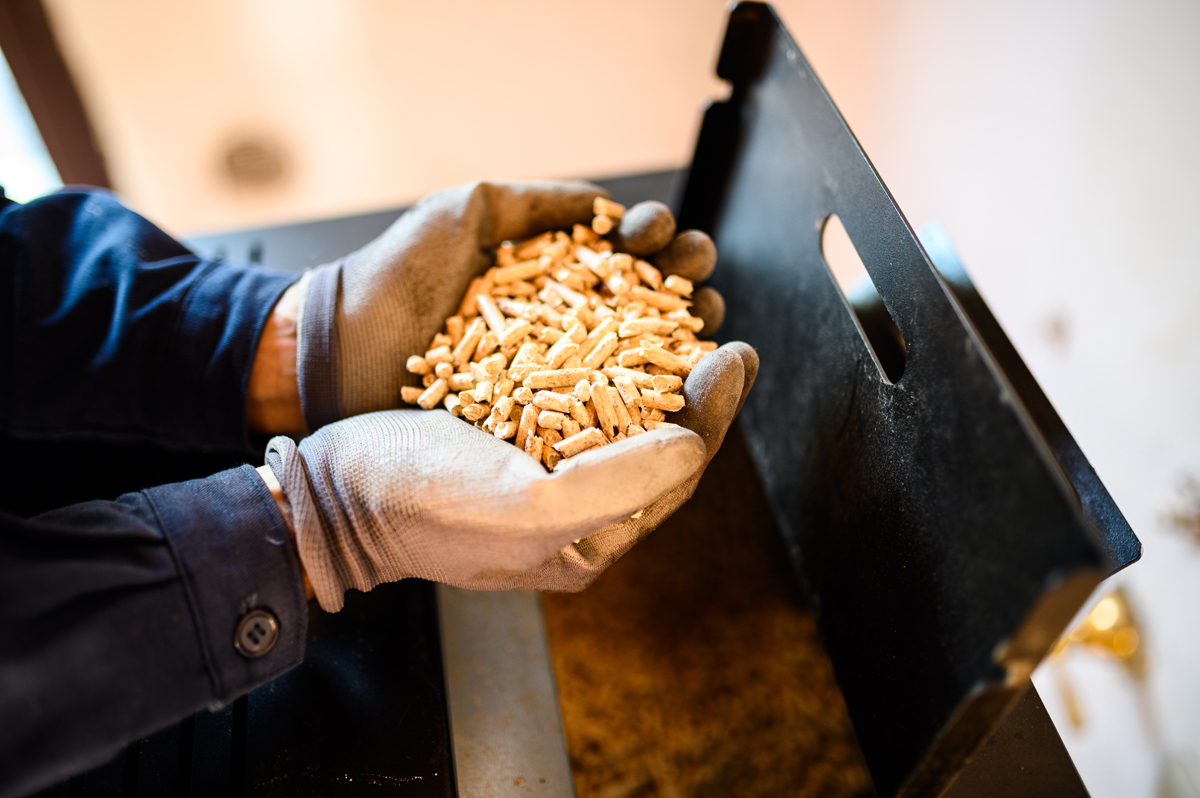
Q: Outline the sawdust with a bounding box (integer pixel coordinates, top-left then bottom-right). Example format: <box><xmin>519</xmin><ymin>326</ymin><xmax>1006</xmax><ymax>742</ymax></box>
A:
<box><xmin>542</xmin><ymin>426</ymin><xmax>875</xmax><ymax>798</ymax></box>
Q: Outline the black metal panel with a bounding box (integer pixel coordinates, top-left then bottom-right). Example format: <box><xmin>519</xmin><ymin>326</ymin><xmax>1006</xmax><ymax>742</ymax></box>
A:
<box><xmin>678</xmin><ymin>4</ymin><xmax>1139</xmax><ymax>796</ymax></box>
<box><xmin>244</xmin><ymin>580</ymin><xmax>453</xmax><ymax>797</ymax></box>
<box><xmin>133</xmin><ymin>722</ymin><xmax>184</xmax><ymax>797</ymax></box>
<box><xmin>944</xmin><ymin>685</ymin><xmax>1090</xmax><ymax>798</ymax></box>
<box><xmin>73</xmin><ymin>747</ymin><xmax>126</xmax><ymax>797</ymax></box>
<box><xmin>188</xmin><ymin>703</ymin><xmax>238</xmax><ymax>796</ymax></box>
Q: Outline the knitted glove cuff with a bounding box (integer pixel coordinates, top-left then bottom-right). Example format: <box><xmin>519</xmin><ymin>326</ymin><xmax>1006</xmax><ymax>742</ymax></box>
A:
<box><xmin>265</xmin><ymin>435</ymin><xmax>347</xmax><ymax>612</ymax></box>
<box><xmin>296</xmin><ymin>261</ymin><xmax>343</xmax><ymax>431</ymax></box>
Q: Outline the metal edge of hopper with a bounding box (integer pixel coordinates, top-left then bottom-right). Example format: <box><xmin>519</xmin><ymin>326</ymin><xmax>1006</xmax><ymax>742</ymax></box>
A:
<box><xmin>436</xmin><ymin>586</ymin><xmax>576</xmax><ymax>798</ymax></box>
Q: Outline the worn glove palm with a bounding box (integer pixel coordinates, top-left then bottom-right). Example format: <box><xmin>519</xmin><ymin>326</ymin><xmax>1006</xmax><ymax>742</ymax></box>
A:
<box><xmin>267</xmin><ymin>343</ymin><xmax>756</xmax><ymax>611</ymax></box>
<box><xmin>296</xmin><ymin>180</ymin><xmax>721</xmax><ymax>429</ymax></box>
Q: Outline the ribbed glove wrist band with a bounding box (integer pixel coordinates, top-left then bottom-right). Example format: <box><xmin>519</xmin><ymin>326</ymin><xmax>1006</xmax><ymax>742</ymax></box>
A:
<box><xmin>296</xmin><ymin>261</ymin><xmax>343</xmax><ymax>431</ymax></box>
<box><xmin>265</xmin><ymin>435</ymin><xmax>358</xmax><ymax>612</ymax></box>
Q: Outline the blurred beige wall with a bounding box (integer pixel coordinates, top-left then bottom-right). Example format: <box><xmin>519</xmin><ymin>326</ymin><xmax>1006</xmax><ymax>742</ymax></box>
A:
<box><xmin>43</xmin><ymin>0</ymin><xmax>731</xmax><ymax>234</ymax></box>
<box><xmin>42</xmin><ymin>0</ymin><xmax>895</xmax><ymax>237</ymax></box>
<box><xmin>42</xmin><ymin>2</ymin><xmax>1200</xmax><ymax>796</ymax></box>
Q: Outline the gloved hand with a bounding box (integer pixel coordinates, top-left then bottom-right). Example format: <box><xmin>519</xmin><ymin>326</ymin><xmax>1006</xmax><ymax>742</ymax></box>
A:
<box><xmin>295</xmin><ymin>180</ymin><xmax>723</xmax><ymax>430</ymax></box>
<box><xmin>266</xmin><ymin>342</ymin><xmax>756</xmax><ymax>611</ymax></box>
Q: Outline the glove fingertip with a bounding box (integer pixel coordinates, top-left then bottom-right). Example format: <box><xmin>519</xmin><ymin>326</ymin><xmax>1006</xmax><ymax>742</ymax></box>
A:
<box><xmin>705</xmin><ymin>341</ymin><xmax>759</xmax><ymax>413</ymax></box>
<box><xmin>728</xmin><ymin>341</ymin><xmax>759</xmax><ymax>411</ymax></box>
<box><xmin>614</xmin><ymin>201</ymin><xmax>676</xmax><ymax>255</ymax></box>
<box><xmin>692</xmin><ymin>287</ymin><xmax>725</xmax><ymax>337</ymax></box>
<box><xmin>655</xmin><ymin>230</ymin><xmax>717</xmax><ymax>282</ymax></box>
<box><xmin>675</xmin><ymin>346</ymin><xmax>747</xmax><ymax>458</ymax></box>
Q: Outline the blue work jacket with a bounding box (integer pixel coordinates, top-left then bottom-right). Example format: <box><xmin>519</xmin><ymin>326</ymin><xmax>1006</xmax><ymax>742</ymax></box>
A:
<box><xmin>0</xmin><ymin>187</ymin><xmax>308</xmax><ymax>798</ymax></box>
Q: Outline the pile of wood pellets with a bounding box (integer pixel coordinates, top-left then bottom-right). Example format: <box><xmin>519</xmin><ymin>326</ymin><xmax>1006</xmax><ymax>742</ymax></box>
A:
<box><xmin>401</xmin><ymin>198</ymin><xmax>715</xmax><ymax>470</ymax></box>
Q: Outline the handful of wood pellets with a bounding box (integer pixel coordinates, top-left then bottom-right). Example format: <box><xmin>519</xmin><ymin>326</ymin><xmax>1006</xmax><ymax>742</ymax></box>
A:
<box><xmin>401</xmin><ymin>198</ymin><xmax>716</xmax><ymax>471</ymax></box>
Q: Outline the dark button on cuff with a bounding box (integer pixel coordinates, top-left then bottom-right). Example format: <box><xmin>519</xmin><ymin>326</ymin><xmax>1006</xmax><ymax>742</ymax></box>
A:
<box><xmin>234</xmin><ymin>609</ymin><xmax>279</xmax><ymax>658</ymax></box>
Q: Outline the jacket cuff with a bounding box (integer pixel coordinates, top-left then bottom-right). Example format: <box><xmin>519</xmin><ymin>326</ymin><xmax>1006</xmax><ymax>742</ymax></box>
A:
<box><xmin>168</xmin><ymin>262</ymin><xmax>299</xmax><ymax>453</ymax></box>
<box><xmin>145</xmin><ymin>465</ymin><xmax>308</xmax><ymax>704</ymax></box>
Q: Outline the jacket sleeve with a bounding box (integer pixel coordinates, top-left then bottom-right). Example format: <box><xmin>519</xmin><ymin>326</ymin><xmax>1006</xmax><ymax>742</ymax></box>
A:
<box><xmin>0</xmin><ymin>188</ymin><xmax>299</xmax><ymax>453</ymax></box>
<box><xmin>0</xmin><ymin>188</ymin><xmax>309</xmax><ymax>798</ymax></box>
<box><xmin>0</xmin><ymin>465</ymin><xmax>308</xmax><ymax>798</ymax></box>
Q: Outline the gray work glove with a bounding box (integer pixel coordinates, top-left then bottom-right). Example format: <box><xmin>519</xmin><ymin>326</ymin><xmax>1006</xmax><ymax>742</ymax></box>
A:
<box><xmin>266</xmin><ymin>343</ymin><xmax>756</xmax><ymax>611</ymax></box>
<box><xmin>296</xmin><ymin>180</ymin><xmax>723</xmax><ymax>430</ymax></box>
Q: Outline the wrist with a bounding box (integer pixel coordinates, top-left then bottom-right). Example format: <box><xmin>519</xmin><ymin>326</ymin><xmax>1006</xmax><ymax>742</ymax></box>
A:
<box><xmin>247</xmin><ymin>279</ymin><xmax>307</xmax><ymax>436</ymax></box>
<box><xmin>257</xmin><ymin>463</ymin><xmax>315</xmax><ymax>602</ymax></box>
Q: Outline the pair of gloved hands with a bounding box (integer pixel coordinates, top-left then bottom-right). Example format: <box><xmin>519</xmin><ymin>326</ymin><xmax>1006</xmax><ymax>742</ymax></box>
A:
<box><xmin>262</xmin><ymin>181</ymin><xmax>757</xmax><ymax>612</ymax></box>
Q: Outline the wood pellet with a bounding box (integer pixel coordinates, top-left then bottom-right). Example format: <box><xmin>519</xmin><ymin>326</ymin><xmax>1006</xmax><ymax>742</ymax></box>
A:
<box><xmin>402</xmin><ymin>198</ymin><xmax>716</xmax><ymax>470</ymax></box>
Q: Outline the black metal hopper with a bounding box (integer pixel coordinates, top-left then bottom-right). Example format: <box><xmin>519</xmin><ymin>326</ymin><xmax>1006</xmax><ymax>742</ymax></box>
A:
<box><xmin>677</xmin><ymin>4</ymin><xmax>1140</xmax><ymax>796</ymax></box>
